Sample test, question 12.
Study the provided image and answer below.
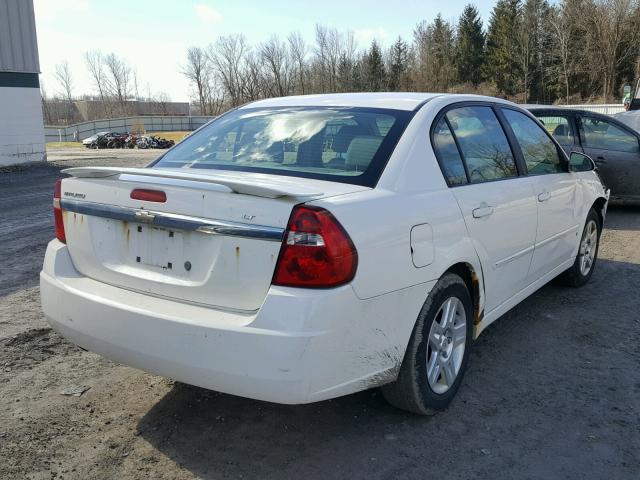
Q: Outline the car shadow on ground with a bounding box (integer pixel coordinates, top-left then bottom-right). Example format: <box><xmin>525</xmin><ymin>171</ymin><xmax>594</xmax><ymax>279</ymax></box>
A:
<box><xmin>603</xmin><ymin>205</ymin><xmax>640</xmax><ymax>231</ymax></box>
<box><xmin>0</xmin><ymin>163</ymin><xmax>66</xmax><ymax>297</ymax></box>
<box><xmin>136</xmin><ymin>258</ymin><xmax>640</xmax><ymax>480</ymax></box>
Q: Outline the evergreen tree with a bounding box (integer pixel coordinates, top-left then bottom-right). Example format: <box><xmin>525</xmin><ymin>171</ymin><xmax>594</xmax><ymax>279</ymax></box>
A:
<box><xmin>337</xmin><ymin>52</ymin><xmax>353</xmax><ymax>92</ymax></box>
<box><xmin>414</xmin><ymin>14</ymin><xmax>456</xmax><ymax>91</ymax></box>
<box><xmin>351</xmin><ymin>55</ymin><xmax>367</xmax><ymax>92</ymax></box>
<box><xmin>366</xmin><ymin>40</ymin><xmax>386</xmax><ymax>91</ymax></box>
<box><xmin>455</xmin><ymin>4</ymin><xmax>485</xmax><ymax>86</ymax></box>
<box><xmin>519</xmin><ymin>0</ymin><xmax>554</xmax><ymax>103</ymax></box>
<box><xmin>485</xmin><ymin>0</ymin><xmax>522</xmax><ymax>96</ymax></box>
<box><xmin>430</xmin><ymin>15</ymin><xmax>456</xmax><ymax>90</ymax></box>
<box><xmin>388</xmin><ymin>37</ymin><xmax>409</xmax><ymax>91</ymax></box>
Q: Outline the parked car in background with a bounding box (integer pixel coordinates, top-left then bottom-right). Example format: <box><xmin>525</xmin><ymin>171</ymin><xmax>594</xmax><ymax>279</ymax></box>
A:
<box><xmin>42</xmin><ymin>93</ymin><xmax>608</xmax><ymax>415</ymax></box>
<box><xmin>81</xmin><ymin>131</ymin><xmax>112</xmax><ymax>147</ymax></box>
<box><xmin>528</xmin><ymin>107</ymin><xmax>640</xmax><ymax>204</ymax></box>
<box><xmin>614</xmin><ymin>109</ymin><xmax>640</xmax><ymax>133</ymax></box>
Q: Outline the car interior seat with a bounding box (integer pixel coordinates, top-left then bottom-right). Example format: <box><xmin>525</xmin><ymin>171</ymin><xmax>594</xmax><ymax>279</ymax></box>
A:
<box><xmin>345</xmin><ymin>136</ymin><xmax>383</xmax><ymax>173</ymax></box>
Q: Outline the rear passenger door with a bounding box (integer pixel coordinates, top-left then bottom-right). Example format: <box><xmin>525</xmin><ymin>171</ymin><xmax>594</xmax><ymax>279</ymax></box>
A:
<box><xmin>433</xmin><ymin>104</ymin><xmax>538</xmax><ymax>313</ymax></box>
<box><xmin>533</xmin><ymin>112</ymin><xmax>580</xmax><ymax>156</ymax></box>
<box><xmin>578</xmin><ymin>114</ymin><xmax>640</xmax><ymax>197</ymax></box>
<box><xmin>500</xmin><ymin>108</ymin><xmax>580</xmax><ymax>281</ymax></box>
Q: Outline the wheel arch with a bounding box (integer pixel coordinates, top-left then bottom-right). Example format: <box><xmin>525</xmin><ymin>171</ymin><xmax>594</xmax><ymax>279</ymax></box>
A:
<box><xmin>591</xmin><ymin>196</ymin><xmax>608</xmax><ymax>229</ymax></box>
<box><xmin>444</xmin><ymin>262</ymin><xmax>483</xmax><ymax>330</ymax></box>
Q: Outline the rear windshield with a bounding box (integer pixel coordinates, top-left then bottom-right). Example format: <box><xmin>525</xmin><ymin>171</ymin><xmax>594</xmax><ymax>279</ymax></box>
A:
<box><xmin>152</xmin><ymin>106</ymin><xmax>414</xmax><ymax>186</ymax></box>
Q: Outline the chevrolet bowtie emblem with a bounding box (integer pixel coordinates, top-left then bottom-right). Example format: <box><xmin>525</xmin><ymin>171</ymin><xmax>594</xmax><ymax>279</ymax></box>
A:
<box><xmin>134</xmin><ymin>210</ymin><xmax>156</xmax><ymax>223</ymax></box>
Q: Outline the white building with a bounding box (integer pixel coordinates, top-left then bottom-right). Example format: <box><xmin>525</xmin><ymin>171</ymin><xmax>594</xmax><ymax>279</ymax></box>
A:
<box><xmin>0</xmin><ymin>0</ymin><xmax>45</xmax><ymax>166</ymax></box>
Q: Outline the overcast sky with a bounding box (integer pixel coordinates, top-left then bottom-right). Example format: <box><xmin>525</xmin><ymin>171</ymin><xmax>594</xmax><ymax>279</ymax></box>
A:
<box><xmin>34</xmin><ymin>0</ymin><xmax>496</xmax><ymax>103</ymax></box>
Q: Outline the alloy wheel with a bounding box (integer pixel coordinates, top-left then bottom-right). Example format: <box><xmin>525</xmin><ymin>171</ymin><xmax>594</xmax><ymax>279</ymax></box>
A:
<box><xmin>426</xmin><ymin>297</ymin><xmax>467</xmax><ymax>394</ymax></box>
<box><xmin>579</xmin><ymin>219</ymin><xmax>598</xmax><ymax>276</ymax></box>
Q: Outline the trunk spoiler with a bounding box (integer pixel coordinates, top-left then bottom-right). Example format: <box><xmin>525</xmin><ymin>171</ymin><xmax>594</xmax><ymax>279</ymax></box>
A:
<box><xmin>62</xmin><ymin>167</ymin><xmax>324</xmax><ymax>200</ymax></box>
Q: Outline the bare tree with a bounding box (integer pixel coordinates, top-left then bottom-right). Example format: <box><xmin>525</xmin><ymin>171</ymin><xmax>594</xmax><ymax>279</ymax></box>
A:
<box><xmin>208</xmin><ymin>35</ymin><xmax>250</xmax><ymax>107</ymax></box>
<box><xmin>84</xmin><ymin>50</ymin><xmax>111</xmax><ymax>117</ymax></box>
<box><xmin>153</xmin><ymin>92</ymin><xmax>171</xmax><ymax>115</ymax></box>
<box><xmin>103</xmin><ymin>53</ymin><xmax>132</xmax><ymax>114</ymax></box>
<box><xmin>40</xmin><ymin>82</ymin><xmax>54</xmax><ymax>125</ymax></box>
<box><xmin>260</xmin><ymin>36</ymin><xmax>293</xmax><ymax>97</ymax></box>
<box><xmin>550</xmin><ymin>5</ymin><xmax>573</xmax><ymax>103</ymax></box>
<box><xmin>132</xmin><ymin>69</ymin><xmax>140</xmax><ymax>100</ymax></box>
<box><xmin>314</xmin><ymin>25</ymin><xmax>344</xmax><ymax>92</ymax></box>
<box><xmin>243</xmin><ymin>50</ymin><xmax>266</xmax><ymax>101</ymax></box>
<box><xmin>583</xmin><ymin>0</ymin><xmax>640</xmax><ymax>101</ymax></box>
<box><xmin>183</xmin><ymin>46</ymin><xmax>212</xmax><ymax>114</ymax></box>
<box><xmin>54</xmin><ymin>60</ymin><xmax>75</xmax><ymax>124</ymax></box>
<box><xmin>288</xmin><ymin>32</ymin><xmax>308</xmax><ymax>94</ymax></box>
<box><xmin>205</xmin><ymin>86</ymin><xmax>226</xmax><ymax>115</ymax></box>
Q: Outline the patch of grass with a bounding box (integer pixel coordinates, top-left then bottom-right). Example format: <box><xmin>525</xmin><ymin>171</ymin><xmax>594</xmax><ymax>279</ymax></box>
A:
<box><xmin>47</xmin><ymin>141</ymin><xmax>83</xmax><ymax>148</ymax></box>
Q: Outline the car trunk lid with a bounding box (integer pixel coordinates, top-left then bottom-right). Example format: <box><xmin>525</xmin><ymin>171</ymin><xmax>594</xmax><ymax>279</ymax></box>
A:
<box><xmin>59</xmin><ymin>167</ymin><xmax>368</xmax><ymax>311</ymax></box>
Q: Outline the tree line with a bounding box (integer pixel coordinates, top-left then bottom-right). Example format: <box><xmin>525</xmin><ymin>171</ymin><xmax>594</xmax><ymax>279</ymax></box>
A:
<box><xmin>42</xmin><ymin>51</ymin><xmax>173</xmax><ymax>125</ymax></box>
<box><xmin>44</xmin><ymin>0</ymin><xmax>640</xmax><ymax>125</ymax></box>
<box><xmin>184</xmin><ymin>0</ymin><xmax>640</xmax><ymax>115</ymax></box>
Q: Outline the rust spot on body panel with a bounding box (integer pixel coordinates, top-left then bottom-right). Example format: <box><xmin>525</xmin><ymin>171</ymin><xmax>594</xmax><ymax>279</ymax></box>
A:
<box><xmin>470</xmin><ymin>269</ymin><xmax>482</xmax><ymax>325</ymax></box>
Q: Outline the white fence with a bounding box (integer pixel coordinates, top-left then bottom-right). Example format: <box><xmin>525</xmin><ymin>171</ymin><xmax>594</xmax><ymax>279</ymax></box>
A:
<box><xmin>45</xmin><ymin>115</ymin><xmax>216</xmax><ymax>143</ymax></box>
<box><xmin>557</xmin><ymin>104</ymin><xmax>625</xmax><ymax>115</ymax></box>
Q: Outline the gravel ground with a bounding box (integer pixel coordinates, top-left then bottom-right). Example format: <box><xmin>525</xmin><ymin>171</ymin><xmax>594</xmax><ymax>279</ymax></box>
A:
<box><xmin>1</xmin><ymin>150</ymin><xmax>639</xmax><ymax>479</ymax></box>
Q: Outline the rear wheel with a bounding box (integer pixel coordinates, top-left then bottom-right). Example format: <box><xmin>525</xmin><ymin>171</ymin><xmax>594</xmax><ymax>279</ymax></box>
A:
<box><xmin>560</xmin><ymin>209</ymin><xmax>601</xmax><ymax>287</ymax></box>
<box><xmin>382</xmin><ymin>273</ymin><xmax>473</xmax><ymax>415</ymax></box>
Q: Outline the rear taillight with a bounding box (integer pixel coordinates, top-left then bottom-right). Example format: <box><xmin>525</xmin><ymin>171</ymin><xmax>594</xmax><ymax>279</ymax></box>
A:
<box><xmin>272</xmin><ymin>205</ymin><xmax>357</xmax><ymax>288</ymax></box>
<box><xmin>53</xmin><ymin>179</ymin><xmax>66</xmax><ymax>243</ymax></box>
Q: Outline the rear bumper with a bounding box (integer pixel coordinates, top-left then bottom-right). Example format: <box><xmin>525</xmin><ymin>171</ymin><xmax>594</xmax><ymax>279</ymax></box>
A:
<box><xmin>41</xmin><ymin>240</ymin><xmax>431</xmax><ymax>404</ymax></box>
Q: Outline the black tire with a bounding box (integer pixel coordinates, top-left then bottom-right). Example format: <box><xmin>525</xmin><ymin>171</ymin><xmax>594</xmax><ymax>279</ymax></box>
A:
<box><xmin>382</xmin><ymin>273</ymin><xmax>473</xmax><ymax>415</ymax></box>
<box><xmin>560</xmin><ymin>208</ymin><xmax>601</xmax><ymax>287</ymax></box>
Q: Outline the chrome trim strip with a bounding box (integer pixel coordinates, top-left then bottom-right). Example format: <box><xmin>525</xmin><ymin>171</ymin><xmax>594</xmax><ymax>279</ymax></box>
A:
<box><xmin>494</xmin><ymin>245</ymin><xmax>534</xmax><ymax>269</ymax></box>
<box><xmin>494</xmin><ymin>224</ymin><xmax>579</xmax><ymax>269</ymax></box>
<box><xmin>535</xmin><ymin>224</ymin><xmax>579</xmax><ymax>249</ymax></box>
<box><xmin>60</xmin><ymin>199</ymin><xmax>285</xmax><ymax>242</ymax></box>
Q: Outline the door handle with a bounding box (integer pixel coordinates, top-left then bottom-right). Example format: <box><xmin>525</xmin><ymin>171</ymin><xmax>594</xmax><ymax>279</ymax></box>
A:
<box><xmin>472</xmin><ymin>204</ymin><xmax>494</xmax><ymax>218</ymax></box>
<box><xmin>594</xmin><ymin>157</ymin><xmax>607</xmax><ymax>164</ymax></box>
<box><xmin>537</xmin><ymin>191</ymin><xmax>551</xmax><ymax>202</ymax></box>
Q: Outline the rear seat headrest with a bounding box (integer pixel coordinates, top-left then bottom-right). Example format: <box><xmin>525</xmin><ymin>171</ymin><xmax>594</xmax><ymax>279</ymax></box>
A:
<box><xmin>346</xmin><ymin>136</ymin><xmax>383</xmax><ymax>172</ymax></box>
<box><xmin>333</xmin><ymin>125</ymin><xmax>369</xmax><ymax>154</ymax></box>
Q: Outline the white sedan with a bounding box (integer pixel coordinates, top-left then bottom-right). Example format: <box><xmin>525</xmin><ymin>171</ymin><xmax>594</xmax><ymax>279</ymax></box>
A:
<box><xmin>81</xmin><ymin>131</ymin><xmax>111</xmax><ymax>146</ymax></box>
<box><xmin>41</xmin><ymin>93</ymin><xmax>608</xmax><ymax>414</ymax></box>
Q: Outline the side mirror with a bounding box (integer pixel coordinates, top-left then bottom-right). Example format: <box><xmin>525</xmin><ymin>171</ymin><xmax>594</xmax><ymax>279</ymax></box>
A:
<box><xmin>568</xmin><ymin>151</ymin><xmax>596</xmax><ymax>172</ymax></box>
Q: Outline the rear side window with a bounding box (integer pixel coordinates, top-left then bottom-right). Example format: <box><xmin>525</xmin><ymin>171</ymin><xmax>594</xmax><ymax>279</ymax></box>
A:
<box><xmin>445</xmin><ymin>106</ymin><xmax>518</xmax><ymax>183</ymax></box>
<box><xmin>581</xmin><ymin>117</ymin><xmax>640</xmax><ymax>153</ymax></box>
<box><xmin>153</xmin><ymin>106</ymin><xmax>413</xmax><ymax>187</ymax></box>
<box><xmin>432</xmin><ymin>118</ymin><xmax>467</xmax><ymax>185</ymax></box>
<box><xmin>502</xmin><ymin>109</ymin><xmax>564</xmax><ymax>175</ymax></box>
<box><xmin>535</xmin><ymin>115</ymin><xmax>574</xmax><ymax>146</ymax></box>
